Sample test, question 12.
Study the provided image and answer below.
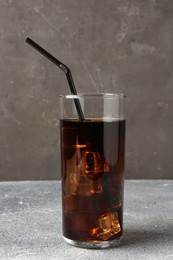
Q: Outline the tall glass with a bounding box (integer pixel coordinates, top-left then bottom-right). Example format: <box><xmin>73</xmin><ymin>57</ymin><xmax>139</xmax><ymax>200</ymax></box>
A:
<box><xmin>59</xmin><ymin>93</ymin><xmax>126</xmax><ymax>248</ymax></box>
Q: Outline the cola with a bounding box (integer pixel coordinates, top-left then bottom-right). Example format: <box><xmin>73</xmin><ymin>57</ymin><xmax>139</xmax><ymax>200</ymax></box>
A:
<box><xmin>60</xmin><ymin>119</ymin><xmax>125</xmax><ymax>243</ymax></box>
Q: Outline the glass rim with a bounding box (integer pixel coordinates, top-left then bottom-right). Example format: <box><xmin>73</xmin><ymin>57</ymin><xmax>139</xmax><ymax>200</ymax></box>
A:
<box><xmin>59</xmin><ymin>93</ymin><xmax>126</xmax><ymax>99</ymax></box>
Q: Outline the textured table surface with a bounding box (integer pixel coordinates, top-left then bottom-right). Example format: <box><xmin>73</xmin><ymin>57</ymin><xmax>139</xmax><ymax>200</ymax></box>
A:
<box><xmin>0</xmin><ymin>180</ymin><xmax>172</xmax><ymax>260</ymax></box>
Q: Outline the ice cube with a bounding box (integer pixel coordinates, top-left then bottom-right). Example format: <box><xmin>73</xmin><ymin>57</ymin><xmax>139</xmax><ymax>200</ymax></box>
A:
<box><xmin>79</xmin><ymin>151</ymin><xmax>109</xmax><ymax>179</ymax></box>
<box><xmin>90</xmin><ymin>211</ymin><xmax>121</xmax><ymax>240</ymax></box>
<box><xmin>69</xmin><ymin>173</ymin><xmax>102</xmax><ymax>196</ymax></box>
<box><xmin>64</xmin><ymin>148</ymin><xmax>109</xmax><ymax>196</ymax></box>
<box><xmin>85</xmin><ymin>152</ymin><xmax>102</xmax><ymax>174</ymax></box>
<box><xmin>67</xmin><ymin>150</ymin><xmax>110</xmax><ymax>195</ymax></box>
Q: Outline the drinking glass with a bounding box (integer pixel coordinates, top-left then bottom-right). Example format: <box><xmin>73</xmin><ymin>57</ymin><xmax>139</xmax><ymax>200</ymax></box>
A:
<box><xmin>60</xmin><ymin>93</ymin><xmax>126</xmax><ymax>248</ymax></box>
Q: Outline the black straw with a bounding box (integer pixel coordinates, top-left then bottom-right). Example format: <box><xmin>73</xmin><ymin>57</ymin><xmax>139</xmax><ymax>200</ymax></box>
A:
<box><xmin>25</xmin><ymin>37</ymin><xmax>84</xmax><ymax>121</ymax></box>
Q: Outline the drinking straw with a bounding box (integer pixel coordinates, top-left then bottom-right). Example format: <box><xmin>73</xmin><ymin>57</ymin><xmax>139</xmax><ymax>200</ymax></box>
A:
<box><xmin>25</xmin><ymin>37</ymin><xmax>84</xmax><ymax>121</ymax></box>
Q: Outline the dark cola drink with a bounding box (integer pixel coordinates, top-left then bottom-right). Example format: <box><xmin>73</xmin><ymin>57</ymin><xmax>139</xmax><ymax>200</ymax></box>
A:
<box><xmin>60</xmin><ymin>118</ymin><xmax>125</xmax><ymax>245</ymax></box>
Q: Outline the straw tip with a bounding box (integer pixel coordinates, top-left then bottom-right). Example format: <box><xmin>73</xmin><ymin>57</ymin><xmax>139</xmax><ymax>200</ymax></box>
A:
<box><xmin>25</xmin><ymin>37</ymin><xmax>31</xmax><ymax>43</ymax></box>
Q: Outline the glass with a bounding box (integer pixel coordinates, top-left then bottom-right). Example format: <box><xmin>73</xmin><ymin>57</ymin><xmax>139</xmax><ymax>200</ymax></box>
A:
<box><xmin>59</xmin><ymin>93</ymin><xmax>126</xmax><ymax>248</ymax></box>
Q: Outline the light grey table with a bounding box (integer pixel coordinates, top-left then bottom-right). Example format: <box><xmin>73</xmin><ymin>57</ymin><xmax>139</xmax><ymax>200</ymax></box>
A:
<box><xmin>0</xmin><ymin>180</ymin><xmax>172</xmax><ymax>260</ymax></box>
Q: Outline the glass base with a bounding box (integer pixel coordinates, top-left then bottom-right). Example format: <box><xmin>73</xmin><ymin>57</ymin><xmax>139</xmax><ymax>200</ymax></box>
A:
<box><xmin>63</xmin><ymin>236</ymin><xmax>122</xmax><ymax>249</ymax></box>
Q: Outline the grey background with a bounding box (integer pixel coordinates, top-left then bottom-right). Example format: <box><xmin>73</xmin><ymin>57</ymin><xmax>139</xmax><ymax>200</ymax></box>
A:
<box><xmin>0</xmin><ymin>0</ymin><xmax>172</xmax><ymax>180</ymax></box>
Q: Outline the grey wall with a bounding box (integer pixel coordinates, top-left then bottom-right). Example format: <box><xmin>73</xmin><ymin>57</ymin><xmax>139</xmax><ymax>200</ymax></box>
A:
<box><xmin>0</xmin><ymin>0</ymin><xmax>172</xmax><ymax>180</ymax></box>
